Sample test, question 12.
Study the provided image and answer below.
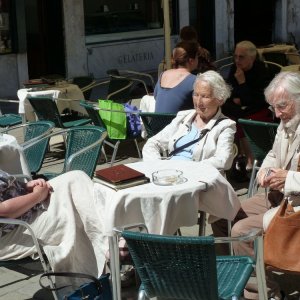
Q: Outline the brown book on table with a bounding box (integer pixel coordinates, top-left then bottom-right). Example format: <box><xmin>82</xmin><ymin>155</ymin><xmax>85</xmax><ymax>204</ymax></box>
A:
<box><xmin>94</xmin><ymin>164</ymin><xmax>147</xmax><ymax>184</ymax></box>
<box><xmin>93</xmin><ymin>176</ymin><xmax>150</xmax><ymax>191</ymax></box>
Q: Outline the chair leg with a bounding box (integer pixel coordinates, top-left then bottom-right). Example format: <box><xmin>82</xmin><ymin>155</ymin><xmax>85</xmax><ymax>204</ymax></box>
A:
<box><xmin>248</xmin><ymin>160</ymin><xmax>258</xmax><ymax>198</ymax></box>
<box><xmin>255</xmin><ymin>235</ymin><xmax>268</xmax><ymax>300</ymax></box>
<box><xmin>198</xmin><ymin>211</ymin><xmax>206</xmax><ymax>236</ymax></box>
<box><xmin>134</xmin><ymin>139</ymin><xmax>142</xmax><ymax>158</ymax></box>
<box><xmin>110</xmin><ymin>140</ymin><xmax>121</xmax><ymax>167</ymax></box>
<box><xmin>25</xmin><ymin>223</ymin><xmax>58</xmax><ymax>299</ymax></box>
<box><xmin>138</xmin><ymin>289</ymin><xmax>147</xmax><ymax>300</ymax></box>
<box><xmin>101</xmin><ymin>146</ymin><xmax>108</xmax><ymax>162</ymax></box>
<box><xmin>227</xmin><ymin>220</ymin><xmax>233</xmax><ymax>255</ymax></box>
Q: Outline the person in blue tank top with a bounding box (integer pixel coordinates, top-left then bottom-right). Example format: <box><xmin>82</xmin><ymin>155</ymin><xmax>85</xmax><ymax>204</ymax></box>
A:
<box><xmin>154</xmin><ymin>41</ymin><xmax>198</xmax><ymax>113</ymax></box>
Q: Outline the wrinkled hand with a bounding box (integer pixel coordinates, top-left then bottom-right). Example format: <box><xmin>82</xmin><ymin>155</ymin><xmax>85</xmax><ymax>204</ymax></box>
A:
<box><xmin>32</xmin><ymin>185</ymin><xmax>52</xmax><ymax>202</ymax></box>
<box><xmin>234</xmin><ymin>67</ymin><xmax>246</xmax><ymax>84</ymax></box>
<box><xmin>26</xmin><ymin>179</ymin><xmax>52</xmax><ymax>192</ymax></box>
<box><xmin>232</xmin><ymin>97</ymin><xmax>241</xmax><ymax>106</ymax></box>
<box><xmin>27</xmin><ymin>179</ymin><xmax>53</xmax><ymax>202</ymax></box>
<box><xmin>258</xmin><ymin>168</ymin><xmax>269</xmax><ymax>187</ymax></box>
<box><xmin>263</xmin><ymin>168</ymin><xmax>288</xmax><ymax>190</ymax></box>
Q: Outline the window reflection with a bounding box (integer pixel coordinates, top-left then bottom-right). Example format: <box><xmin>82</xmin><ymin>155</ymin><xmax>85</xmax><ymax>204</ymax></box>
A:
<box><xmin>84</xmin><ymin>0</ymin><xmax>163</xmax><ymax>38</ymax></box>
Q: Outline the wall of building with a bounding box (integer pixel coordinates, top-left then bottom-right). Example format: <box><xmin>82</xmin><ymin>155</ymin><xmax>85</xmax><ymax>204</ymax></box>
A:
<box><xmin>274</xmin><ymin>0</ymin><xmax>300</xmax><ymax>47</ymax></box>
<box><xmin>0</xmin><ymin>1</ymin><xmax>27</xmax><ymax>99</ymax></box>
<box><xmin>0</xmin><ymin>54</ymin><xmax>19</xmax><ymax>98</ymax></box>
<box><xmin>214</xmin><ymin>0</ymin><xmax>234</xmax><ymax>59</ymax></box>
<box><xmin>1</xmin><ymin>0</ymin><xmax>300</xmax><ymax>99</ymax></box>
<box><xmin>287</xmin><ymin>0</ymin><xmax>300</xmax><ymax>47</ymax></box>
<box><xmin>63</xmin><ymin>0</ymin><xmax>87</xmax><ymax>79</ymax></box>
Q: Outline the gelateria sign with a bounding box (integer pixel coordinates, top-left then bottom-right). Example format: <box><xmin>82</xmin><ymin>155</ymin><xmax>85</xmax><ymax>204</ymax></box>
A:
<box><xmin>87</xmin><ymin>38</ymin><xmax>172</xmax><ymax>78</ymax></box>
<box><xmin>118</xmin><ymin>52</ymin><xmax>155</xmax><ymax>65</ymax></box>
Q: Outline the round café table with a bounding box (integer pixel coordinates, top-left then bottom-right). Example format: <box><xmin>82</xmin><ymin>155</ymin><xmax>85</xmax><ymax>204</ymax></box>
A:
<box><xmin>94</xmin><ymin>159</ymin><xmax>240</xmax><ymax>236</ymax></box>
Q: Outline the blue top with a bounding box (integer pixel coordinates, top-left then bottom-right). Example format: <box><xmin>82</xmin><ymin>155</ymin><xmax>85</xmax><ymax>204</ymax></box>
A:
<box><xmin>171</xmin><ymin>123</ymin><xmax>202</xmax><ymax>160</ymax></box>
<box><xmin>154</xmin><ymin>73</ymin><xmax>196</xmax><ymax>113</ymax></box>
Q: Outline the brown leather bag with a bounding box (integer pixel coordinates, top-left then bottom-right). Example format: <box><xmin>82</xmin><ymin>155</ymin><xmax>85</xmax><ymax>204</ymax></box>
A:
<box><xmin>264</xmin><ymin>199</ymin><xmax>300</xmax><ymax>273</ymax></box>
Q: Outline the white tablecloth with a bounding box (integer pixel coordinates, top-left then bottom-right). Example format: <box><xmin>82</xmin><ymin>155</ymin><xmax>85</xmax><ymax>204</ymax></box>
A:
<box><xmin>139</xmin><ymin>95</ymin><xmax>155</xmax><ymax>113</ymax></box>
<box><xmin>0</xmin><ymin>134</ymin><xmax>30</xmax><ymax>176</ymax></box>
<box><xmin>17</xmin><ymin>83</ymin><xmax>86</xmax><ymax>121</ymax></box>
<box><xmin>94</xmin><ymin>160</ymin><xmax>240</xmax><ymax>236</ymax></box>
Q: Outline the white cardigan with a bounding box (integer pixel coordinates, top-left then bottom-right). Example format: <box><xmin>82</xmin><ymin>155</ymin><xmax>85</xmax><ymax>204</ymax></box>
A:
<box><xmin>142</xmin><ymin>109</ymin><xmax>236</xmax><ymax>172</ymax></box>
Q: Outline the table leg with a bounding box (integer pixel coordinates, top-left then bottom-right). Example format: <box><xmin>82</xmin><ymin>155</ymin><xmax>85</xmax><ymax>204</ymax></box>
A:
<box><xmin>109</xmin><ymin>235</ymin><xmax>121</xmax><ymax>300</ymax></box>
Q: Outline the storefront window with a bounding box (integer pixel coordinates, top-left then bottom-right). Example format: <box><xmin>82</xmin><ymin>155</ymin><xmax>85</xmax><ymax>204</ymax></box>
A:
<box><xmin>0</xmin><ymin>0</ymin><xmax>12</xmax><ymax>53</ymax></box>
<box><xmin>84</xmin><ymin>0</ymin><xmax>172</xmax><ymax>44</ymax></box>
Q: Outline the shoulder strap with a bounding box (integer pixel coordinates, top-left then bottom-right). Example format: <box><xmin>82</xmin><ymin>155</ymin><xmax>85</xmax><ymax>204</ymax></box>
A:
<box><xmin>39</xmin><ymin>272</ymin><xmax>103</xmax><ymax>292</ymax></box>
<box><xmin>169</xmin><ymin>117</ymin><xmax>228</xmax><ymax>157</ymax></box>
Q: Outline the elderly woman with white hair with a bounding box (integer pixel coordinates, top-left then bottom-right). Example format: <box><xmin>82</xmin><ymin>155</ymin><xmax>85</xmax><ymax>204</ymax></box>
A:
<box><xmin>142</xmin><ymin>70</ymin><xmax>236</xmax><ymax>172</ymax></box>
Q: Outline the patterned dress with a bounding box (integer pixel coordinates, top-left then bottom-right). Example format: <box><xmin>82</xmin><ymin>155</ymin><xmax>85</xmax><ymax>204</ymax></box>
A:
<box><xmin>0</xmin><ymin>170</ymin><xmax>42</xmax><ymax>234</ymax></box>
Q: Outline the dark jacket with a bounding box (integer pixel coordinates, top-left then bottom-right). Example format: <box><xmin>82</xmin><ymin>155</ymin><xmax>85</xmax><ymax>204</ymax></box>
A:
<box><xmin>223</xmin><ymin>59</ymin><xmax>273</xmax><ymax>118</ymax></box>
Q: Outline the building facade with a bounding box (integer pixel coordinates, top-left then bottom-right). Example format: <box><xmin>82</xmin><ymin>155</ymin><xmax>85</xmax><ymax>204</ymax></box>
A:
<box><xmin>0</xmin><ymin>0</ymin><xmax>300</xmax><ymax>99</ymax></box>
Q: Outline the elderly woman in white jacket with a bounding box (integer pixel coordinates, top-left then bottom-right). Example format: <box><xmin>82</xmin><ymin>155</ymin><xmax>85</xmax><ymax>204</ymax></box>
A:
<box><xmin>142</xmin><ymin>70</ymin><xmax>236</xmax><ymax>173</ymax></box>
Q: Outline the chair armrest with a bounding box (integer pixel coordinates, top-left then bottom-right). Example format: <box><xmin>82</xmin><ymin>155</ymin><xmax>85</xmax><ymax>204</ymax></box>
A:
<box><xmin>110</xmin><ymin>74</ymin><xmax>151</xmax><ymax>96</ymax></box>
<box><xmin>0</xmin><ymin>217</ymin><xmax>47</xmax><ymax>264</ymax></box>
<box><xmin>107</xmin><ymin>78</ymin><xmax>134</xmax><ymax>100</ymax></box>
<box><xmin>22</xmin><ymin>128</ymin><xmax>69</xmax><ymax>150</ymax></box>
<box><xmin>214</xmin><ymin>228</ymin><xmax>262</xmax><ymax>244</ymax></box>
<box><xmin>79</xmin><ymin>80</ymin><xmax>96</xmax><ymax>92</ymax></box>
<box><xmin>0</xmin><ymin>122</ymin><xmax>32</xmax><ymax>134</ymax></box>
<box><xmin>1</xmin><ymin>123</ymin><xmax>54</xmax><ymax>143</ymax></box>
<box><xmin>113</xmin><ymin>223</ymin><xmax>149</xmax><ymax>235</ymax></box>
<box><xmin>12</xmin><ymin>174</ymin><xmax>32</xmax><ymax>182</ymax></box>
<box><xmin>119</xmin><ymin>70</ymin><xmax>155</xmax><ymax>88</ymax></box>
<box><xmin>81</xmin><ymin>80</ymin><xmax>110</xmax><ymax>93</ymax></box>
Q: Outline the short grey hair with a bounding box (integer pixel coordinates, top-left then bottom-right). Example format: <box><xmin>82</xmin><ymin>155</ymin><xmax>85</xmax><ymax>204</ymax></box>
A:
<box><xmin>194</xmin><ymin>70</ymin><xmax>232</xmax><ymax>103</ymax></box>
<box><xmin>264</xmin><ymin>71</ymin><xmax>300</xmax><ymax>104</ymax></box>
<box><xmin>236</xmin><ymin>40</ymin><xmax>257</xmax><ymax>58</ymax></box>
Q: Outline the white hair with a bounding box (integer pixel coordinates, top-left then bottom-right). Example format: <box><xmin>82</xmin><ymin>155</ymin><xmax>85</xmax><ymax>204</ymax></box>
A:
<box><xmin>194</xmin><ymin>70</ymin><xmax>232</xmax><ymax>103</ymax></box>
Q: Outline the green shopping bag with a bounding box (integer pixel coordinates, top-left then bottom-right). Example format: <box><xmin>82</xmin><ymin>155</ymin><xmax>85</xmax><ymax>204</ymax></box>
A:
<box><xmin>98</xmin><ymin>100</ymin><xmax>127</xmax><ymax>139</ymax></box>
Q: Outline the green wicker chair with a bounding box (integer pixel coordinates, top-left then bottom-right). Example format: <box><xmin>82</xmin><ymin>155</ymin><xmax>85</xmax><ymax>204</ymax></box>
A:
<box><xmin>27</xmin><ymin>96</ymin><xmax>91</xmax><ymax>129</ymax></box>
<box><xmin>2</xmin><ymin>121</ymin><xmax>55</xmax><ymax>176</ymax></box>
<box><xmin>0</xmin><ymin>113</ymin><xmax>22</xmax><ymax>128</ymax></box>
<box><xmin>26</xmin><ymin>125</ymin><xmax>107</xmax><ymax>179</ymax></box>
<box><xmin>80</xmin><ymin>100</ymin><xmax>141</xmax><ymax>166</ymax></box>
<box><xmin>238</xmin><ymin>118</ymin><xmax>279</xmax><ymax>197</ymax></box>
<box><xmin>139</xmin><ymin>112</ymin><xmax>176</xmax><ymax>138</ymax></box>
<box><xmin>112</xmin><ymin>224</ymin><xmax>267</xmax><ymax>300</ymax></box>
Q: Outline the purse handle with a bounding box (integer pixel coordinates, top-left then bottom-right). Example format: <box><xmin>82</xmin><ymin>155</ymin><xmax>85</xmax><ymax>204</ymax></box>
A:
<box><xmin>168</xmin><ymin>117</ymin><xmax>228</xmax><ymax>157</ymax></box>
<box><xmin>39</xmin><ymin>271</ymin><xmax>103</xmax><ymax>293</ymax></box>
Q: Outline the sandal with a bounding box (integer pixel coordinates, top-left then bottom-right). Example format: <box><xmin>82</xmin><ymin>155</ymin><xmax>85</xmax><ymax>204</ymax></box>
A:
<box><xmin>120</xmin><ymin>266</ymin><xmax>136</xmax><ymax>288</ymax></box>
<box><xmin>105</xmin><ymin>237</ymin><xmax>133</xmax><ymax>266</ymax></box>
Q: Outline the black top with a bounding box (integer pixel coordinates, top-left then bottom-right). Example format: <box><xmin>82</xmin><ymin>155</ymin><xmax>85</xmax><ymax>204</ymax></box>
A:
<box><xmin>222</xmin><ymin>59</ymin><xmax>273</xmax><ymax>118</ymax></box>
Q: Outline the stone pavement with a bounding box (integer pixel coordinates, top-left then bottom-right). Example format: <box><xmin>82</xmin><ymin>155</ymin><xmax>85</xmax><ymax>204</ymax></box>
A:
<box><xmin>0</xmin><ymin>131</ymin><xmax>299</xmax><ymax>299</ymax></box>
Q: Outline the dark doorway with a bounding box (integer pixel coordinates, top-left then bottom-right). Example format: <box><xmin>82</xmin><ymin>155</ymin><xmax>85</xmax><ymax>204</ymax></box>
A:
<box><xmin>25</xmin><ymin>0</ymin><xmax>65</xmax><ymax>79</ymax></box>
<box><xmin>234</xmin><ymin>0</ymin><xmax>276</xmax><ymax>47</ymax></box>
<box><xmin>193</xmin><ymin>0</ymin><xmax>215</xmax><ymax>59</ymax></box>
